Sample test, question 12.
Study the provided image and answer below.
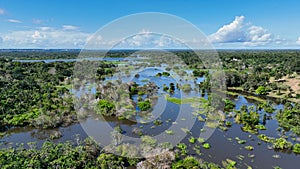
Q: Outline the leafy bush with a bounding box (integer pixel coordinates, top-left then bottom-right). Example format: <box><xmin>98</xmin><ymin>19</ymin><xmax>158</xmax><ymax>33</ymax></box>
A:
<box><xmin>258</xmin><ymin>134</ymin><xmax>274</xmax><ymax>143</ymax></box>
<box><xmin>293</xmin><ymin>143</ymin><xmax>300</xmax><ymax>154</ymax></box>
<box><xmin>193</xmin><ymin>69</ymin><xmax>208</xmax><ymax>77</ymax></box>
<box><xmin>202</xmin><ymin>143</ymin><xmax>211</xmax><ymax>149</ymax></box>
<box><xmin>224</xmin><ymin>99</ymin><xmax>235</xmax><ymax>111</ymax></box>
<box><xmin>273</xmin><ymin>138</ymin><xmax>293</xmax><ymax>150</ymax></box>
<box><xmin>162</xmin><ymin>72</ymin><xmax>170</xmax><ymax>76</ymax></box>
<box><xmin>138</xmin><ymin>100</ymin><xmax>151</xmax><ymax>111</ymax></box>
<box><xmin>96</xmin><ymin>100</ymin><xmax>115</xmax><ymax>116</ymax></box>
<box><xmin>255</xmin><ymin>86</ymin><xmax>269</xmax><ymax>95</ymax></box>
<box><xmin>172</xmin><ymin>156</ymin><xmax>200</xmax><ymax>169</ymax></box>
<box><xmin>188</xmin><ymin>137</ymin><xmax>196</xmax><ymax>144</ymax></box>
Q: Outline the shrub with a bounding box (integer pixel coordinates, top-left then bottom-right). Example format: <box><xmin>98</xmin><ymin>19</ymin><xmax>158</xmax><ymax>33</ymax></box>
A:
<box><xmin>172</xmin><ymin>156</ymin><xmax>200</xmax><ymax>169</ymax></box>
<box><xmin>293</xmin><ymin>143</ymin><xmax>300</xmax><ymax>154</ymax></box>
<box><xmin>255</xmin><ymin>86</ymin><xmax>268</xmax><ymax>95</ymax></box>
<box><xmin>188</xmin><ymin>137</ymin><xmax>196</xmax><ymax>144</ymax></box>
<box><xmin>138</xmin><ymin>100</ymin><xmax>151</xmax><ymax>111</ymax></box>
<box><xmin>203</xmin><ymin>143</ymin><xmax>211</xmax><ymax>149</ymax></box>
<box><xmin>273</xmin><ymin>138</ymin><xmax>293</xmax><ymax>150</ymax></box>
<box><xmin>162</xmin><ymin>72</ymin><xmax>170</xmax><ymax>76</ymax></box>
<box><xmin>96</xmin><ymin>100</ymin><xmax>115</xmax><ymax>116</ymax></box>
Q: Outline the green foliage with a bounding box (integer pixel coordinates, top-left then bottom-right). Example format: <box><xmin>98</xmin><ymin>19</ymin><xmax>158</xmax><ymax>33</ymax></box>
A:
<box><xmin>141</xmin><ymin>135</ymin><xmax>157</xmax><ymax>147</ymax></box>
<box><xmin>255</xmin><ymin>86</ymin><xmax>269</xmax><ymax>95</ymax></box>
<box><xmin>172</xmin><ymin>156</ymin><xmax>200</xmax><ymax>169</ymax></box>
<box><xmin>225</xmin><ymin>121</ymin><xmax>232</xmax><ymax>127</ymax></box>
<box><xmin>138</xmin><ymin>100</ymin><xmax>151</xmax><ymax>111</ymax></box>
<box><xmin>224</xmin><ymin>99</ymin><xmax>236</xmax><ymax>111</ymax></box>
<box><xmin>176</xmin><ymin>143</ymin><xmax>188</xmax><ymax>155</ymax></box>
<box><xmin>153</xmin><ymin>119</ymin><xmax>163</xmax><ymax>125</ymax></box>
<box><xmin>223</xmin><ymin>158</ymin><xmax>237</xmax><ymax>168</ymax></box>
<box><xmin>235</xmin><ymin>107</ymin><xmax>260</xmax><ymax>133</ymax></box>
<box><xmin>96</xmin><ymin>100</ymin><xmax>115</xmax><ymax>116</ymax></box>
<box><xmin>165</xmin><ymin>130</ymin><xmax>174</xmax><ymax>135</ymax></box>
<box><xmin>197</xmin><ymin>138</ymin><xmax>205</xmax><ymax>143</ymax></box>
<box><xmin>258</xmin><ymin>102</ymin><xmax>275</xmax><ymax>113</ymax></box>
<box><xmin>257</xmin><ymin>134</ymin><xmax>274</xmax><ymax>143</ymax></box>
<box><xmin>255</xmin><ymin>124</ymin><xmax>267</xmax><ymax>130</ymax></box>
<box><xmin>244</xmin><ymin>146</ymin><xmax>254</xmax><ymax>151</ymax></box>
<box><xmin>202</xmin><ymin>143</ymin><xmax>211</xmax><ymax>149</ymax></box>
<box><xmin>188</xmin><ymin>137</ymin><xmax>196</xmax><ymax>144</ymax></box>
<box><xmin>0</xmin><ymin>138</ymin><xmax>101</xmax><ymax>169</ymax></box>
<box><xmin>276</xmin><ymin>103</ymin><xmax>300</xmax><ymax>136</ymax></box>
<box><xmin>273</xmin><ymin>137</ymin><xmax>293</xmax><ymax>150</ymax></box>
<box><xmin>165</xmin><ymin>94</ymin><xmax>206</xmax><ymax>105</ymax></box>
<box><xmin>0</xmin><ymin>60</ymin><xmax>83</xmax><ymax>129</ymax></box>
<box><xmin>193</xmin><ymin>69</ymin><xmax>208</xmax><ymax>77</ymax></box>
<box><xmin>162</xmin><ymin>72</ymin><xmax>170</xmax><ymax>76</ymax></box>
<box><xmin>293</xmin><ymin>143</ymin><xmax>300</xmax><ymax>154</ymax></box>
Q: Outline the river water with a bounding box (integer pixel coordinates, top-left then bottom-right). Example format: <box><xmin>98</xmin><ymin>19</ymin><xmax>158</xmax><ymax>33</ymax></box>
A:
<box><xmin>1</xmin><ymin>59</ymin><xmax>299</xmax><ymax>169</ymax></box>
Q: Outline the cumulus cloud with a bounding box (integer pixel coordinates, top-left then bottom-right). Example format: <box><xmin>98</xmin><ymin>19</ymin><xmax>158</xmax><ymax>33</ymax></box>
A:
<box><xmin>7</xmin><ymin>19</ymin><xmax>22</xmax><ymax>23</ymax></box>
<box><xmin>209</xmin><ymin>16</ymin><xmax>246</xmax><ymax>43</ymax></box>
<box><xmin>0</xmin><ymin>27</ymin><xmax>91</xmax><ymax>48</ymax></box>
<box><xmin>0</xmin><ymin>8</ymin><xmax>5</xmax><ymax>15</ymax></box>
<box><xmin>209</xmin><ymin>16</ymin><xmax>280</xmax><ymax>47</ymax></box>
<box><xmin>296</xmin><ymin>37</ymin><xmax>300</xmax><ymax>45</ymax></box>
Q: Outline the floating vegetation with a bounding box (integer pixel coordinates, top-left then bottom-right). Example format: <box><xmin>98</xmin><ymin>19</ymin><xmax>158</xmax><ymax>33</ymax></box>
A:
<box><xmin>258</xmin><ymin>134</ymin><xmax>275</xmax><ymax>143</ymax></box>
<box><xmin>202</xmin><ymin>143</ymin><xmax>211</xmax><ymax>149</ymax></box>
<box><xmin>273</xmin><ymin>137</ymin><xmax>293</xmax><ymax>150</ymax></box>
<box><xmin>153</xmin><ymin>119</ymin><xmax>163</xmax><ymax>125</ymax></box>
<box><xmin>137</xmin><ymin>100</ymin><xmax>151</xmax><ymax>111</ymax></box>
<box><xmin>245</xmin><ymin>146</ymin><xmax>254</xmax><ymax>151</ymax></box>
<box><xmin>188</xmin><ymin>137</ymin><xmax>196</xmax><ymax>144</ymax></box>
<box><xmin>165</xmin><ymin>94</ymin><xmax>206</xmax><ymax>105</ymax></box>
<box><xmin>255</xmin><ymin>124</ymin><xmax>267</xmax><ymax>130</ymax></box>
<box><xmin>181</xmin><ymin>128</ymin><xmax>192</xmax><ymax>135</ymax></box>
<box><xmin>165</xmin><ymin>130</ymin><xmax>175</xmax><ymax>135</ymax></box>
<box><xmin>176</xmin><ymin>143</ymin><xmax>188</xmax><ymax>155</ymax></box>
<box><xmin>235</xmin><ymin>137</ymin><xmax>246</xmax><ymax>144</ymax></box>
<box><xmin>222</xmin><ymin>158</ymin><xmax>237</xmax><ymax>168</ymax></box>
<box><xmin>197</xmin><ymin>138</ymin><xmax>205</xmax><ymax>143</ymax></box>
<box><xmin>293</xmin><ymin>143</ymin><xmax>300</xmax><ymax>154</ymax></box>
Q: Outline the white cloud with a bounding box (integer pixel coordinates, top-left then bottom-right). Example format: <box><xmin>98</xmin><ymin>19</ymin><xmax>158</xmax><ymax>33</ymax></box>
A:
<box><xmin>209</xmin><ymin>16</ymin><xmax>246</xmax><ymax>43</ymax></box>
<box><xmin>209</xmin><ymin>16</ymin><xmax>283</xmax><ymax>47</ymax></box>
<box><xmin>62</xmin><ymin>25</ymin><xmax>79</xmax><ymax>31</ymax></box>
<box><xmin>0</xmin><ymin>27</ymin><xmax>91</xmax><ymax>48</ymax></box>
<box><xmin>0</xmin><ymin>8</ymin><xmax>5</xmax><ymax>15</ymax></box>
<box><xmin>296</xmin><ymin>37</ymin><xmax>300</xmax><ymax>45</ymax></box>
<box><xmin>244</xmin><ymin>26</ymin><xmax>273</xmax><ymax>46</ymax></box>
<box><xmin>7</xmin><ymin>19</ymin><xmax>22</xmax><ymax>23</ymax></box>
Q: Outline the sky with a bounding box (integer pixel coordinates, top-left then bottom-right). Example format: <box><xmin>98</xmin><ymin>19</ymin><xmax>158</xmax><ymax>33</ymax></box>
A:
<box><xmin>0</xmin><ymin>0</ymin><xmax>300</xmax><ymax>49</ymax></box>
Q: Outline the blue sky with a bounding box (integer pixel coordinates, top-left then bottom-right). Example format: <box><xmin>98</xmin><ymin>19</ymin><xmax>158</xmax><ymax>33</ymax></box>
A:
<box><xmin>0</xmin><ymin>0</ymin><xmax>300</xmax><ymax>49</ymax></box>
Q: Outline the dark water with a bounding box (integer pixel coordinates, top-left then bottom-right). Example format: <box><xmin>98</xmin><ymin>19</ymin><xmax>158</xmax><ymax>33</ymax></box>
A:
<box><xmin>1</xmin><ymin>62</ymin><xmax>299</xmax><ymax>168</ymax></box>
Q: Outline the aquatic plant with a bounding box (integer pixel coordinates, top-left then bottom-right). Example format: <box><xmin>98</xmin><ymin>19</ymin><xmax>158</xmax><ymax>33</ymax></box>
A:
<box><xmin>138</xmin><ymin>100</ymin><xmax>151</xmax><ymax>111</ymax></box>
<box><xmin>202</xmin><ymin>143</ymin><xmax>211</xmax><ymax>149</ymax></box>
<box><xmin>292</xmin><ymin>143</ymin><xmax>300</xmax><ymax>154</ymax></box>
